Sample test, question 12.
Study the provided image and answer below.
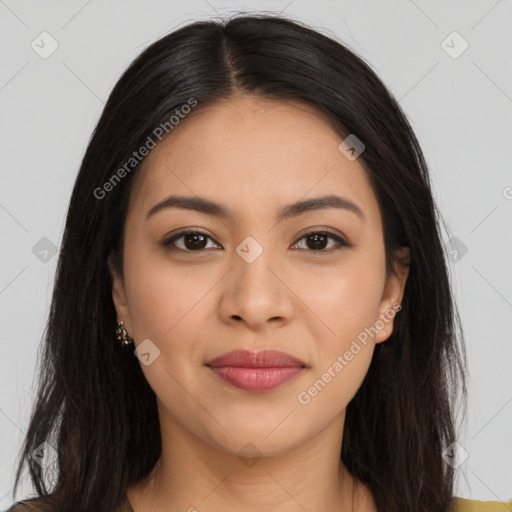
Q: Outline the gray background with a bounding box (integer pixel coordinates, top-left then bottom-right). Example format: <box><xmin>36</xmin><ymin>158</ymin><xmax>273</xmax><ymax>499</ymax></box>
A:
<box><xmin>1</xmin><ymin>0</ymin><xmax>511</xmax><ymax>506</ymax></box>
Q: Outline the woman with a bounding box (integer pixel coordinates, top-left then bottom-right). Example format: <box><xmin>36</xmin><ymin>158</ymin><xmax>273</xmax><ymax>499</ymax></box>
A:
<box><xmin>5</xmin><ymin>14</ymin><xmax>510</xmax><ymax>512</ymax></box>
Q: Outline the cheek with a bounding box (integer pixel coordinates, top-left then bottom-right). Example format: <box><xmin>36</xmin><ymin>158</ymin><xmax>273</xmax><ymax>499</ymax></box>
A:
<box><xmin>303</xmin><ymin>251</ymin><xmax>386</xmax><ymax>343</ymax></box>
<box><xmin>124</xmin><ymin>235</ymin><xmax>386</xmax><ymax>347</ymax></box>
<box><xmin>296</xmin><ymin>342</ymin><xmax>373</xmax><ymax>431</ymax></box>
<box><xmin>123</xmin><ymin>243</ymin><xmax>213</xmax><ymax>341</ymax></box>
<box><xmin>298</xmin><ymin>249</ymin><xmax>385</xmax><ymax>405</ymax></box>
<box><xmin>122</xmin><ymin>249</ymin><xmax>208</xmax><ymax>391</ymax></box>
<box><xmin>296</xmin><ymin>261</ymin><xmax>383</xmax><ymax>415</ymax></box>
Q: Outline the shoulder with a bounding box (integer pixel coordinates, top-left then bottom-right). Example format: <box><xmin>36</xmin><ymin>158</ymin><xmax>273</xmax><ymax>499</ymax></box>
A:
<box><xmin>3</xmin><ymin>496</ymin><xmax>133</xmax><ymax>512</ymax></box>
<box><xmin>2</xmin><ymin>504</ymin><xmax>23</xmax><ymax>512</ymax></box>
<box><xmin>451</xmin><ymin>497</ymin><xmax>512</xmax><ymax>511</ymax></box>
<box><xmin>2</xmin><ymin>500</ymin><xmax>41</xmax><ymax>512</ymax></box>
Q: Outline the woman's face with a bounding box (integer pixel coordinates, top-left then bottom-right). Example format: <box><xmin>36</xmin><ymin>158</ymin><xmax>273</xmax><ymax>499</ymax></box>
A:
<box><xmin>111</xmin><ymin>95</ymin><xmax>409</xmax><ymax>457</ymax></box>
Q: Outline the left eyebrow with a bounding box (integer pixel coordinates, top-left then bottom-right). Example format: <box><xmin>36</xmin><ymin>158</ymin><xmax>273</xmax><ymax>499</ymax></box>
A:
<box><xmin>146</xmin><ymin>193</ymin><xmax>365</xmax><ymax>223</ymax></box>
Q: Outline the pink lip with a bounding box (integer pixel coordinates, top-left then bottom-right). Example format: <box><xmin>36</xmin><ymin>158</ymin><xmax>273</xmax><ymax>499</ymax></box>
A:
<box><xmin>206</xmin><ymin>350</ymin><xmax>307</xmax><ymax>391</ymax></box>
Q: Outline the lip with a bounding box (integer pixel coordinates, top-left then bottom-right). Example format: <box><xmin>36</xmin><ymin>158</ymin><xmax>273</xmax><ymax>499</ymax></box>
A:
<box><xmin>205</xmin><ymin>350</ymin><xmax>307</xmax><ymax>391</ymax></box>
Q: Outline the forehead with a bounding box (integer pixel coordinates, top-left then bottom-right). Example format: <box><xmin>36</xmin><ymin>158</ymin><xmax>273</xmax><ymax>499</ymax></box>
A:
<box><xmin>128</xmin><ymin>95</ymin><xmax>382</xmax><ymax>229</ymax></box>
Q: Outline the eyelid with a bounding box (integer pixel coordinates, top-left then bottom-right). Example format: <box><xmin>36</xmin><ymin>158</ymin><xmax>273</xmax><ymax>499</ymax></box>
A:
<box><xmin>163</xmin><ymin>228</ymin><xmax>219</xmax><ymax>243</ymax></box>
<box><xmin>291</xmin><ymin>227</ymin><xmax>353</xmax><ymax>252</ymax></box>
<box><xmin>292</xmin><ymin>226</ymin><xmax>349</xmax><ymax>245</ymax></box>
<box><xmin>162</xmin><ymin>226</ymin><xmax>352</xmax><ymax>253</ymax></box>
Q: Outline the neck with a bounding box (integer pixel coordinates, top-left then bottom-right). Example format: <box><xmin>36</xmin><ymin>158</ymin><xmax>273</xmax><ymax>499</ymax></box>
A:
<box><xmin>126</xmin><ymin>407</ymin><xmax>376</xmax><ymax>512</ymax></box>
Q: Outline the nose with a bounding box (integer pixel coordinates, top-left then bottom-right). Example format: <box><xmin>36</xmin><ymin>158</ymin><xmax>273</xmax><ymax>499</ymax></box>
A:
<box><xmin>217</xmin><ymin>246</ymin><xmax>295</xmax><ymax>331</ymax></box>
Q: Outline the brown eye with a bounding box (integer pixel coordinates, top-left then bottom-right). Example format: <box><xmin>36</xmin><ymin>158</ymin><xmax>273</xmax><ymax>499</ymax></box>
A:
<box><xmin>304</xmin><ymin>232</ymin><xmax>330</xmax><ymax>251</ymax></box>
<box><xmin>162</xmin><ymin>228</ymin><xmax>352</xmax><ymax>254</ymax></box>
<box><xmin>292</xmin><ymin>230</ymin><xmax>352</xmax><ymax>253</ymax></box>
<box><xmin>163</xmin><ymin>230</ymin><xmax>219</xmax><ymax>252</ymax></box>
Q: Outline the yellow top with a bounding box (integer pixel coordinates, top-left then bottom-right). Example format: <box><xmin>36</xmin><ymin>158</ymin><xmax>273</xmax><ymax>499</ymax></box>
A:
<box><xmin>451</xmin><ymin>497</ymin><xmax>512</xmax><ymax>511</ymax></box>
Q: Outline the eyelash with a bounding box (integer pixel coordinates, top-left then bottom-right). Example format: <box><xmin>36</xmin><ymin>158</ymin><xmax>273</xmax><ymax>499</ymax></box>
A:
<box><xmin>162</xmin><ymin>228</ymin><xmax>352</xmax><ymax>255</ymax></box>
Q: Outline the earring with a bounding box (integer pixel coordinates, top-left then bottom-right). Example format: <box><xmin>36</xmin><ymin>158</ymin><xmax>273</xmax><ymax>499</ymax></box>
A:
<box><xmin>116</xmin><ymin>321</ymin><xmax>134</xmax><ymax>348</ymax></box>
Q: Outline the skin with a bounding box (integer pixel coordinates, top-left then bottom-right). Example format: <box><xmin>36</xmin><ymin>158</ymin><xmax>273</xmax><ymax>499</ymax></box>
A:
<box><xmin>111</xmin><ymin>94</ymin><xmax>410</xmax><ymax>512</ymax></box>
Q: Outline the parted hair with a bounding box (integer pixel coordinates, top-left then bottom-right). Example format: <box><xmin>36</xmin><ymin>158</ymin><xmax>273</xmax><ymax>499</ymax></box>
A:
<box><xmin>10</xmin><ymin>13</ymin><xmax>466</xmax><ymax>512</ymax></box>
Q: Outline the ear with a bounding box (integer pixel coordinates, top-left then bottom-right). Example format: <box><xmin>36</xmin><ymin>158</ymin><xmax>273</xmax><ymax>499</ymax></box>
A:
<box><xmin>108</xmin><ymin>254</ymin><xmax>132</xmax><ymax>330</ymax></box>
<box><xmin>374</xmin><ymin>246</ymin><xmax>410</xmax><ymax>344</ymax></box>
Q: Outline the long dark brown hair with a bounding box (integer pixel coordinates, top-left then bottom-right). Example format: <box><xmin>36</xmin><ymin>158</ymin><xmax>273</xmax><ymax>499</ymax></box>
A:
<box><xmin>10</xmin><ymin>13</ymin><xmax>467</xmax><ymax>512</ymax></box>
